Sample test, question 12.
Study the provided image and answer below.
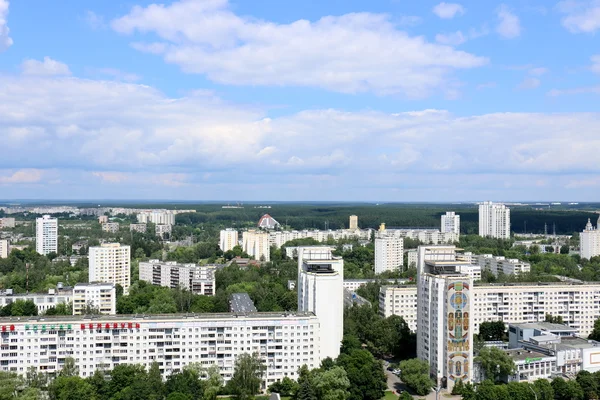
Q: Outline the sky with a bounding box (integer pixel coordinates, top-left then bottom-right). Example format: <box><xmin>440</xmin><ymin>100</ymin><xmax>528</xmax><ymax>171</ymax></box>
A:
<box><xmin>1</xmin><ymin>0</ymin><xmax>600</xmax><ymax>202</ymax></box>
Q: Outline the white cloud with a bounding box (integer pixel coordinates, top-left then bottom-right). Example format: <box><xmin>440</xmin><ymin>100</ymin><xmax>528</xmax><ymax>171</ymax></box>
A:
<box><xmin>548</xmin><ymin>86</ymin><xmax>600</xmax><ymax>96</ymax></box>
<box><xmin>435</xmin><ymin>31</ymin><xmax>466</xmax><ymax>46</ymax></box>
<box><xmin>87</xmin><ymin>67</ymin><xmax>141</xmax><ymax>82</ymax></box>
<box><xmin>496</xmin><ymin>4</ymin><xmax>521</xmax><ymax>39</ymax></box>
<box><xmin>529</xmin><ymin>67</ymin><xmax>548</xmax><ymax>76</ymax></box>
<box><xmin>111</xmin><ymin>1</ymin><xmax>487</xmax><ymax>97</ymax></box>
<box><xmin>21</xmin><ymin>57</ymin><xmax>71</xmax><ymax>76</ymax></box>
<box><xmin>84</xmin><ymin>10</ymin><xmax>106</xmax><ymax>30</ymax></box>
<box><xmin>558</xmin><ymin>0</ymin><xmax>600</xmax><ymax>33</ymax></box>
<box><xmin>0</xmin><ymin>169</ymin><xmax>44</xmax><ymax>184</ymax></box>
<box><xmin>591</xmin><ymin>55</ymin><xmax>600</xmax><ymax>73</ymax></box>
<box><xmin>518</xmin><ymin>77</ymin><xmax>541</xmax><ymax>89</ymax></box>
<box><xmin>432</xmin><ymin>3</ymin><xmax>465</xmax><ymax>19</ymax></box>
<box><xmin>0</xmin><ymin>0</ymin><xmax>12</xmax><ymax>51</ymax></box>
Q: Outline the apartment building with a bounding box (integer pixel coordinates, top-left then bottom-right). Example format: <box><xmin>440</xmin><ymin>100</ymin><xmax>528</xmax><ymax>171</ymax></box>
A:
<box><xmin>89</xmin><ymin>243</ymin><xmax>131</xmax><ymax>295</ymax></box>
<box><xmin>72</xmin><ymin>283</ymin><xmax>116</xmax><ymax>315</ymax></box>
<box><xmin>101</xmin><ymin>222</ymin><xmax>120</xmax><ymax>233</ymax></box>
<box><xmin>297</xmin><ymin>247</ymin><xmax>343</xmax><ymax>360</ymax></box>
<box><xmin>476</xmin><ymin>254</ymin><xmax>531</xmax><ymax>276</ymax></box>
<box><xmin>381</xmin><ymin>228</ymin><xmax>459</xmax><ymax>245</ymax></box>
<box><xmin>139</xmin><ymin>260</ymin><xmax>216</xmax><ymax>296</ymax></box>
<box><xmin>219</xmin><ymin>229</ymin><xmax>239</xmax><ymax>252</ymax></box>
<box><xmin>0</xmin><ymin>239</ymin><xmax>8</xmax><ymax>258</ymax></box>
<box><xmin>129</xmin><ymin>223</ymin><xmax>147</xmax><ymax>233</ymax></box>
<box><xmin>36</xmin><ymin>215</ymin><xmax>58</xmax><ymax>255</ymax></box>
<box><xmin>374</xmin><ymin>234</ymin><xmax>404</xmax><ymax>274</ymax></box>
<box><xmin>98</xmin><ymin>216</ymin><xmax>108</xmax><ymax>224</ymax></box>
<box><xmin>441</xmin><ymin>211</ymin><xmax>460</xmax><ymax>234</ymax></box>
<box><xmin>242</xmin><ymin>230</ymin><xmax>270</xmax><ymax>262</ymax></box>
<box><xmin>581</xmin><ymin>217</ymin><xmax>600</xmax><ymax>260</ymax></box>
<box><xmin>0</xmin><ymin>312</ymin><xmax>320</xmax><ymax>385</ymax></box>
<box><xmin>378</xmin><ymin>286</ymin><xmax>418</xmax><ymax>331</ymax></box>
<box><xmin>155</xmin><ymin>224</ymin><xmax>172</xmax><ymax>239</ymax></box>
<box><xmin>349</xmin><ymin>215</ymin><xmax>358</xmax><ymax>230</ymax></box>
<box><xmin>478</xmin><ymin>201</ymin><xmax>511</xmax><ymax>239</ymax></box>
<box><xmin>137</xmin><ymin>211</ymin><xmax>176</xmax><ymax>225</ymax></box>
<box><xmin>0</xmin><ymin>217</ymin><xmax>16</xmax><ymax>229</ymax></box>
<box><xmin>343</xmin><ymin>278</ymin><xmax>407</xmax><ymax>292</ymax></box>
<box><xmin>267</xmin><ymin>229</ymin><xmax>372</xmax><ymax>249</ymax></box>
<box><xmin>0</xmin><ymin>287</ymin><xmax>73</xmax><ymax>314</ymax></box>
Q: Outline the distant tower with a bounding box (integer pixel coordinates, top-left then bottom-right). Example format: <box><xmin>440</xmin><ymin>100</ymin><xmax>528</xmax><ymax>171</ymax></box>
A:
<box><xmin>297</xmin><ymin>247</ymin><xmax>343</xmax><ymax>360</ymax></box>
<box><xmin>544</xmin><ymin>223</ymin><xmax>548</xmax><ymax>235</ymax></box>
<box><xmin>379</xmin><ymin>223</ymin><xmax>386</xmax><ymax>232</ymax></box>
<box><xmin>441</xmin><ymin>211</ymin><xmax>460</xmax><ymax>234</ymax></box>
<box><xmin>478</xmin><ymin>202</ymin><xmax>510</xmax><ymax>239</ymax></box>
<box><xmin>36</xmin><ymin>215</ymin><xmax>58</xmax><ymax>255</ymax></box>
<box><xmin>349</xmin><ymin>215</ymin><xmax>358</xmax><ymax>230</ymax></box>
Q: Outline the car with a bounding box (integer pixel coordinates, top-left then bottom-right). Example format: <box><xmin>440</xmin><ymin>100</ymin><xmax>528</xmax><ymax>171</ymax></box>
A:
<box><xmin>393</xmin><ymin>369</ymin><xmax>401</xmax><ymax>375</ymax></box>
<box><xmin>387</xmin><ymin>366</ymin><xmax>394</xmax><ymax>371</ymax></box>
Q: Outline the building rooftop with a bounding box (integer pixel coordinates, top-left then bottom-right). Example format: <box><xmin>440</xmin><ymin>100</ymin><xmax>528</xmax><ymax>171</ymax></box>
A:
<box><xmin>505</xmin><ymin>349</ymin><xmax>552</xmax><ymax>362</ymax></box>
<box><xmin>229</xmin><ymin>293</ymin><xmax>258</xmax><ymax>313</ymax></box>
<box><xmin>511</xmin><ymin>322</ymin><xmax>578</xmax><ymax>332</ymax></box>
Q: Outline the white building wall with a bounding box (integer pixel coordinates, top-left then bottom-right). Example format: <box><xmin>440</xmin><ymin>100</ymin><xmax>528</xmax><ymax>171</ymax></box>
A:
<box><xmin>374</xmin><ymin>236</ymin><xmax>404</xmax><ymax>274</ymax></box>
<box><xmin>441</xmin><ymin>212</ymin><xmax>461</xmax><ymax>234</ymax></box>
<box><xmin>478</xmin><ymin>201</ymin><xmax>510</xmax><ymax>239</ymax></box>
<box><xmin>0</xmin><ymin>313</ymin><xmax>320</xmax><ymax>384</ymax></box>
<box><xmin>219</xmin><ymin>229</ymin><xmax>239</xmax><ymax>252</ymax></box>
<box><xmin>0</xmin><ymin>290</ymin><xmax>73</xmax><ymax>314</ymax></box>
<box><xmin>89</xmin><ymin>243</ymin><xmax>131</xmax><ymax>295</ymax></box>
<box><xmin>242</xmin><ymin>230</ymin><xmax>271</xmax><ymax>262</ymax></box>
<box><xmin>139</xmin><ymin>260</ymin><xmax>216</xmax><ymax>296</ymax></box>
<box><xmin>36</xmin><ymin>215</ymin><xmax>58</xmax><ymax>255</ymax></box>
<box><xmin>581</xmin><ymin>218</ymin><xmax>600</xmax><ymax>260</ymax></box>
<box><xmin>0</xmin><ymin>240</ymin><xmax>8</xmax><ymax>258</ymax></box>
<box><xmin>72</xmin><ymin>283</ymin><xmax>116</xmax><ymax>315</ymax></box>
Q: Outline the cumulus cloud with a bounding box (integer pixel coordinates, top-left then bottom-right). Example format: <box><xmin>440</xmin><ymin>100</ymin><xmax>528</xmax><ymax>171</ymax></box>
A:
<box><xmin>111</xmin><ymin>0</ymin><xmax>487</xmax><ymax>97</ymax></box>
<box><xmin>21</xmin><ymin>57</ymin><xmax>71</xmax><ymax>76</ymax></box>
<box><xmin>433</xmin><ymin>3</ymin><xmax>465</xmax><ymax>19</ymax></box>
<box><xmin>558</xmin><ymin>0</ymin><xmax>600</xmax><ymax>33</ymax></box>
<box><xmin>0</xmin><ymin>169</ymin><xmax>44</xmax><ymax>184</ymax></box>
<box><xmin>496</xmin><ymin>5</ymin><xmax>521</xmax><ymax>39</ymax></box>
<box><xmin>435</xmin><ymin>31</ymin><xmax>467</xmax><ymax>46</ymax></box>
<box><xmin>87</xmin><ymin>67</ymin><xmax>141</xmax><ymax>82</ymax></box>
<box><xmin>84</xmin><ymin>10</ymin><xmax>106</xmax><ymax>30</ymax></box>
<box><xmin>0</xmin><ymin>0</ymin><xmax>12</xmax><ymax>51</ymax></box>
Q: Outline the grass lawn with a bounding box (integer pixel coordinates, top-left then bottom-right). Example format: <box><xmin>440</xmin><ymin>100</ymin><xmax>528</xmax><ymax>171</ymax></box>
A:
<box><xmin>382</xmin><ymin>391</ymin><xmax>399</xmax><ymax>399</ymax></box>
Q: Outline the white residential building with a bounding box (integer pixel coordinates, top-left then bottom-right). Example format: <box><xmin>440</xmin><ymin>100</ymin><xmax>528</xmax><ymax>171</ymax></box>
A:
<box><xmin>0</xmin><ymin>239</ymin><xmax>8</xmax><ymax>258</ymax></box>
<box><xmin>379</xmin><ymin>286</ymin><xmax>418</xmax><ymax>331</ymax></box>
<box><xmin>242</xmin><ymin>230</ymin><xmax>271</xmax><ymax>262</ymax></box>
<box><xmin>379</xmin><ymin>228</ymin><xmax>458</xmax><ymax>245</ymax></box>
<box><xmin>101</xmin><ymin>222</ymin><xmax>120</xmax><ymax>233</ymax></box>
<box><xmin>343</xmin><ymin>278</ymin><xmax>407</xmax><ymax>292</ymax></box>
<box><xmin>137</xmin><ymin>210</ymin><xmax>176</xmax><ymax>225</ymax></box>
<box><xmin>129</xmin><ymin>223</ymin><xmax>147</xmax><ymax>233</ymax></box>
<box><xmin>478</xmin><ymin>201</ymin><xmax>511</xmax><ymax>239</ymax></box>
<box><xmin>476</xmin><ymin>254</ymin><xmax>531</xmax><ymax>276</ymax></box>
<box><xmin>441</xmin><ymin>211</ymin><xmax>460</xmax><ymax>234</ymax></box>
<box><xmin>374</xmin><ymin>235</ymin><xmax>404</xmax><ymax>274</ymax></box>
<box><xmin>0</xmin><ymin>217</ymin><xmax>16</xmax><ymax>228</ymax></box>
<box><xmin>297</xmin><ymin>246</ymin><xmax>343</xmax><ymax>360</ymax></box>
<box><xmin>416</xmin><ymin>245</ymin><xmax>474</xmax><ymax>391</ymax></box>
<box><xmin>0</xmin><ymin>312</ymin><xmax>320</xmax><ymax>385</ymax></box>
<box><xmin>407</xmin><ymin>249</ymin><xmax>418</xmax><ymax>268</ymax></box>
<box><xmin>98</xmin><ymin>216</ymin><xmax>108</xmax><ymax>224</ymax></box>
<box><xmin>219</xmin><ymin>229</ymin><xmax>239</xmax><ymax>252</ymax></box>
<box><xmin>139</xmin><ymin>260</ymin><xmax>216</xmax><ymax>296</ymax></box>
<box><xmin>0</xmin><ymin>287</ymin><xmax>73</xmax><ymax>314</ymax></box>
<box><xmin>581</xmin><ymin>217</ymin><xmax>600</xmax><ymax>260</ymax></box>
<box><xmin>89</xmin><ymin>243</ymin><xmax>131</xmax><ymax>295</ymax></box>
<box><xmin>155</xmin><ymin>224</ymin><xmax>172</xmax><ymax>239</ymax></box>
<box><xmin>72</xmin><ymin>283</ymin><xmax>116</xmax><ymax>315</ymax></box>
<box><xmin>349</xmin><ymin>215</ymin><xmax>358</xmax><ymax>230</ymax></box>
<box><xmin>268</xmin><ymin>229</ymin><xmax>371</xmax><ymax>249</ymax></box>
<box><xmin>35</xmin><ymin>215</ymin><xmax>58</xmax><ymax>255</ymax></box>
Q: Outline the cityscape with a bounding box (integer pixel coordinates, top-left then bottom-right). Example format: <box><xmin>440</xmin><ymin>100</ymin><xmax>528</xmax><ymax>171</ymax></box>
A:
<box><xmin>2</xmin><ymin>0</ymin><xmax>600</xmax><ymax>399</ymax></box>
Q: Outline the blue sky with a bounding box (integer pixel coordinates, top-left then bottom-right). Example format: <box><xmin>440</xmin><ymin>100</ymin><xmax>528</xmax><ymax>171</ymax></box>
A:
<box><xmin>1</xmin><ymin>0</ymin><xmax>600</xmax><ymax>201</ymax></box>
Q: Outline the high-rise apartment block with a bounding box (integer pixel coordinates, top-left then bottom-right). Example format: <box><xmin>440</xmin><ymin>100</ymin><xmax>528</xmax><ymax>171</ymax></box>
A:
<box><xmin>72</xmin><ymin>283</ymin><xmax>116</xmax><ymax>315</ymax></box>
<box><xmin>349</xmin><ymin>215</ymin><xmax>358</xmax><ymax>230</ymax></box>
<box><xmin>297</xmin><ymin>247</ymin><xmax>343</xmax><ymax>360</ymax></box>
<box><xmin>36</xmin><ymin>215</ymin><xmax>58</xmax><ymax>255</ymax></box>
<box><xmin>0</xmin><ymin>240</ymin><xmax>8</xmax><ymax>259</ymax></box>
<box><xmin>478</xmin><ymin>201</ymin><xmax>510</xmax><ymax>239</ymax></box>
<box><xmin>139</xmin><ymin>260</ymin><xmax>216</xmax><ymax>296</ymax></box>
<box><xmin>441</xmin><ymin>211</ymin><xmax>460</xmax><ymax>234</ymax></box>
<box><xmin>374</xmin><ymin>234</ymin><xmax>404</xmax><ymax>274</ymax></box>
<box><xmin>137</xmin><ymin>211</ymin><xmax>176</xmax><ymax>225</ymax></box>
<box><xmin>219</xmin><ymin>229</ymin><xmax>239</xmax><ymax>252</ymax></box>
<box><xmin>242</xmin><ymin>230</ymin><xmax>270</xmax><ymax>262</ymax></box>
<box><xmin>417</xmin><ymin>245</ymin><xmax>474</xmax><ymax>391</ymax></box>
<box><xmin>581</xmin><ymin>217</ymin><xmax>600</xmax><ymax>260</ymax></box>
<box><xmin>89</xmin><ymin>243</ymin><xmax>131</xmax><ymax>294</ymax></box>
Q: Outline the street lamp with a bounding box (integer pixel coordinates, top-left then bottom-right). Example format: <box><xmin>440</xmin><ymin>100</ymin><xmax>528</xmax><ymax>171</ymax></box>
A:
<box><xmin>528</xmin><ymin>384</ymin><xmax>538</xmax><ymax>400</ymax></box>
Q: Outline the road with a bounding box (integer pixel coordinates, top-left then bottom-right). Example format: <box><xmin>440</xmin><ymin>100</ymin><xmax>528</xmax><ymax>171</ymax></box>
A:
<box><xmin>383</xmin><ymin>363</ymin><xmax>461</xmax><ymax>400</ymax></box>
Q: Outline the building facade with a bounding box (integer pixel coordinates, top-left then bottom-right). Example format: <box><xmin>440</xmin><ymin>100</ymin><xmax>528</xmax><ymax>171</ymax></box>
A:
<box><xmin>0</xmin><ymin>288</ymin><xmax>73</xmax><ymax>314</ymax></box>
<box><xmin>581</xmin><ymin>217</ymin><xmax>600</xmax><ymax>260</ymax></box>
<box><xmin>441</xmin><ymin>212</ymin><xmax>460</xmax><ymax>234</ymax></box>
<box><xmin>101</xmin><ymin>222</ymin><xmax>120</xmax><ymax>233</ymax></box>
<box><xmin>0</xmin><ymin>313</ymin><xmax>320</xmax><ymax>385</ymax></box>
<box><xmin>72</xmin><ymin>283</ymin><xmax>116</xmax><ymax>315</ymax></box>
<box><xmin>0</xmin><ymin>217</ymin><xmax>16</xmax><ymax>229</ymax></box>
<box><xmin>374</xmin><ymin>235</ymin><xmax>404</xmax><ymax>274</ymax></box>
<box><xmin>0</xmin><ymin>239</ymin><xmax>8</xmax><ymax>259</ymax></box>
<box><xmin>478</xmin><ymin>201</ymin><xmax>510</xmax><ymax>239</ymax></box>
<box><xmin>380</xmin><ymin>228</ymin><xmax>459</xmax><ymax>245</ymax></box>
<box><xmin>349</xmin><ymin>215</ymin><xmax>358</xmax><ymax>230</ymax></box>
<box><xmin>378</xmin><ymin>285</ymin><xmax>418</xmax><ymax>331</ymax></box>
<box><xmin>137</xmin><ymin>211</ymin><xmax>176</xmax><ymax>225</ymax></box>
<box><xmin>242</xmin><ymin>230</ymin><xmax>271</xmax><ymax>262</ymax></box>
<box><xmin>476</xmin><ymin>254</ymin><xmax>531</xmax><ymax>276</ymax></box>
<box><xmin>36</xmin><ymin>215</ymin><xmax>58</xmax><ymax>255</ymax></box>
<box><xmin>219</xmin><ymin>229</ymin><xmax>239</xmax><ymax>252</ymax></box>
<box><xmin>155</xmin><ymin>224</ymin><xmax>172</xmax><ymax>239</ymax></box>
<box><xmin>129</xmin><ymin>223</ymin><xmax>147</xmax><ymax>233</ymax></box>
<box><xmin>297</xmin><ymin>247</ymin><xmax>343</xmax><ymax>361</ymax></box>
<box><xmin>139</xmin><ymin>260</ymin><xmax>216</xmax><ymax>296</ymax></box>
<box><xmin>89</xmin><ymin>243</ymin><xmax>131</xmax><ymax>294</ymax></box>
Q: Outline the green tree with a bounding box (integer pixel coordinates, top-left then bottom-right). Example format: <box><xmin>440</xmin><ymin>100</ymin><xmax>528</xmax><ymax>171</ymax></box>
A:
<box><xmin>533</xmin><ymin>379</ymin><xmax>554</xmax><ymax>400</ymax></box>
<box><xmin>202</xmin><ymin>364</ymin><xmax>224</xmax><ymax>400</ymax></box>
<box><xmin>336</xmin><ymin>349</ymin><xmax>386</xmax><ymax>400</ymax></box>
<box><xmin>589</xmin><ymin>317</ymin><xmax>600</xmax><ymax>341</ymax></box>
<box><xmin>59</xmin><ymin>357</ymin><xmax>78</xmax><ymax>377</ymax></box>
<box><xmin>147</xmin><ymin>362</ymin><xmax>165</xmax><ymax>400</ymax></box>
<box><xmin>312</xmin><ymin>366</ymin><xmax>350</xmax><ymax>400</ymax></box>
<box><xmin>296</xmin><ymin>378</ymin><xmax>318</xmax><ymax>400</ymax></box>
<box><xmin>398</xmin><ymin>359</ymin><xmax>433</xmax><ymax>396</ymax></box>
<box><xmin>49</xmin><ymin>376</ymin><xmax>97</xmax><ymax>400</ymax></box>
<box><xmin>9</xmin><ymin>299</ymin><xmax>38</xmax><ymax>316</ymax></box>
<box><xmin>165</xmin><ymin>368</ymin><xmax>204</xmax><ymax>399</ymax></box>
<box><xmin>478</xmin><ymin>321</ymin><xmax>506</xmax><ymax>341</ymax></box>
<box><xmin>399</xmin><ymin>392</ymin><xmax>413</xmax><ymax>400</ymax></box>
<box><xmin>545</xmin><ymin>314</ymin><xmax>565</xmax><ymax>324</ymax></box>
<box><xmin>576</xmin><ymin>370</ymin><xmax>597</xmax><ymax>400</ymax></box>
<box><xmin>269</xmin><ymin>376</ymin><xmax>299</xmax><ymax>397</ymax></box>
<box><xmin>553</xmin><ymin>377</ymin><xmax>584</xmax><ymax>400</ymax></box>
<box><xmin>228</xmin><ymin>353</ymin><xmax>266</xmax><ymax>400</ymax></box>
<box><xmin>475</xmin><ymin>346</ymin><xmax>516</xmax><ymax>382</ymax></box>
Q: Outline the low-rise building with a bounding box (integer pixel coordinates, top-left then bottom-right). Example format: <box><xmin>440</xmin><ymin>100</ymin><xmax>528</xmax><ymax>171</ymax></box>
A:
<box><xmin>155</xmin><ymin>224</ymin><xmax>172</xmax><ymax>239</ymax></box>
<box><xmin>98</xmin><ymin>216</ymin><xmax>108</xmax><ymax>224</ymax></box>
<box><xmin>71</xmin><ymin>240</ymin><xmax>88</xmax><ymax>254</ymax></box>
<box><xmin>139</xmin><ymin>260</ymin><xmax>216</xmax><ymax>296</ymax></box>
<box><xmin>0</xmin><ymin>217</ymin><xmax>16</xmax><ymax>229</ymax></box>
<box><xmin>343</xmin><ymin>278</ymin><xmax>407</xmax><ymax>292</ymax></box>
<box><xmin>72</xmin><ymin>283</ymin><xmax>116</xmax><ymax>315</ymax></box>
<box><xmin>101</xmin><ymin>222</ymin><xmax>120</xmax><ymax>233</ymax></box>
<box><xmin>130</xmin><ymin>223</ymin><xmax>147</xmax><ymax>233</ymax></box>
<box><xmin>0</xmin><ymin>287</ymin><xmax>73</xmax><ymax>314</ymax></box>
<box><xmin>477</xmin><ymin>254</ymin><xmax>531</xmax><ymax>276</ymax></box>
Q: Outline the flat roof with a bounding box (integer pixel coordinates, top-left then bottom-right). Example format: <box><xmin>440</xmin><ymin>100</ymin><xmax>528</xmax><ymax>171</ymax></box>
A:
<box><xmin>511</xmin><ymin>322</ymin><xmax>578</xmax><ymax>332</ymax></box>
<box><xmin>229</xmin><ymin>293</ymin><xmax>258</xmax><ymax>313</ymax></box>
<box><xmin>505</xmin><ymin>349</ymin><xmax>551</xmax><ymax>362</ymax></box>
